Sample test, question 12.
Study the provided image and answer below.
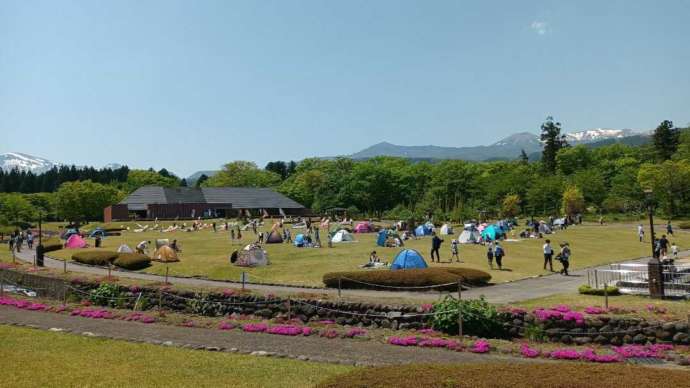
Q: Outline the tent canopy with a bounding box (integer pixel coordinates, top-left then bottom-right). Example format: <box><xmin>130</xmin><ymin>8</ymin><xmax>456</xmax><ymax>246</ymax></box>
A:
<box><xmin>440</xmin><ymin>224</ymin><xmax>453</xmax><ymax>235</ymax></box>
<box><xmin>376</xmin><ymin>230</ymin><xmax>388</xmax><ymax>246</ymax></box>
<box><xmin>481</xmin><ymin>224</ymin><xmax>504</xmax><ymax>241</ymax></box>
<box><xmin>553</xmin><ymin>218</ymin><xmax>566</xmax><ymax>226</ymax></box>
<box><xmin>332</xmin><ymin>229</ymin><xmax>354</xmax><ymax>243</ymax></box>
<box><xmin>415</xmin><ymin>223</ymin><xmax>434</xmax><ymax>236</ymax></box>
<box><xmin>391</xmin><ymin>249</ymin><xmax>428</xmax><ymax>270</ymax></box>
<box><xmin>89</xmin><ymin>228</ymin><xmax>105</xmax><ymax>238</ymax></box>
<box><xmin>235</xmin><ymin>244</ymin><xmax>269</xmax><ymax>267</ymax></box>
<box><xmin>62</xmin><ymin>228</ymin><xmax>79</xmax><ymax>240</ymax></box>
<box><xmin>266</xmin><ymin>230</ymin><xmax>283</xmax><ymax>244</ymax></box>
<box><xmin>153</xmin><ymin>245</ymin><xmax>179</xmax><ymax>262</ymax></box>
<box><xmin>294</xmin><ymin>234</ymin><xmax>305</xmax><ymax>247</ymax></box>
<box><xmin>65</xmin><ymin>234</ymin><xmax>87</xmax><ymax>249</ymax></box>
<box><xmin>539</xmin><ymin>222</ymin><xmax>552</xmax><ymax>234</ymax></box>
<box><xmin>354</xmin><ymin>222</ymin><xmax>372</xmax><ymax>233</ymax></box>
<box><xmin>117</xmin><ymin>244</ymin><xmax>134</xmax><ymax>253</ymax></box>
<box><xmin>458</xmin><ymin>226</ymin><xmax>480</xmax><ymax>244</ymax></box>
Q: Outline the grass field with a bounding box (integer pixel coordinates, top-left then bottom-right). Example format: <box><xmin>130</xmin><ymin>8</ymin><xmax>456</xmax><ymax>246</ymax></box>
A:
<box><xmin>0</xmin><ymin>325</ymin><xmax>351</xmax><ymax>388</ymax></box>
<box><xmin>45</xmin><ymin>220</ymin><xmax>690</xmax><ymax>287</ymax></box>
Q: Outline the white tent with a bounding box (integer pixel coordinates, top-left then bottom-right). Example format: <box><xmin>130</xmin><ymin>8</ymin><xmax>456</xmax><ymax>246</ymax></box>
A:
<box><xmin>331</xmin><ymin>229</ymin><xmax>355</xmax><ymax>243</ymax></box>
<box><xmin>458</xmin><ymin>224</ymin><xmax>480</xmax><ymax>244</ymax></box>
<box><xmin>117</xmin><ymin>244</ymin><xmax>134</xmax><ymax>253</ymax></box>
<box><xmin>539</xmin><ymin>222</ymin><xmax>553</xmax><ymax>234</ymax></box>
<box><xmin>553</xmin><ymin>218</ymin><xmax>566</xmax><ymax>226</ymax></box>
<box><xmin>440</xmin><ymin>224</ymin><xmax>453</xmax><ymax>235</ymax></box>
<box><xmin>235</xmin><ymin>244</ymin><xmax>270</xmax><ymax>267</ymax></box>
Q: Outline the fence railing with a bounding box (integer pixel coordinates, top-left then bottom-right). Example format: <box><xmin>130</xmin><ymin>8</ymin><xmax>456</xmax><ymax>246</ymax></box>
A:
<box><xmin>587</xmin><ymin>264</ymin><xmax>690</xmax><ymax>297</ymax></box>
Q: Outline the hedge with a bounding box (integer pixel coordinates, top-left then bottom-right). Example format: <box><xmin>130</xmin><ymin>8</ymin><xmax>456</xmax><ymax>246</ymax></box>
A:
<box><xmin>323</xmin><ymin>268</ymin><xmax>491</xmax><ymax>291</ymax></box>
<box><xmin>578</xmin><ymin>284</ymin><xmax>620</xmax><ymax>296</ymax></box>
<box><xmin>678</xmin><ymin>221</ymin><xmax>690</xmax><ymax>230</ymax></box>
<box><xmin>41</xmin><ymin>238</ymin><xmax>63</xmax><ymax>253</ymax></box>
<box><xmin>113</xmin><ymin>253</ymin><xmax>151</xmax><ymax>270</ymax></box>
<box><xmin>72</xmin><ymin>251</ymin><xmax>119</xmax><ymax>266</ymax></box>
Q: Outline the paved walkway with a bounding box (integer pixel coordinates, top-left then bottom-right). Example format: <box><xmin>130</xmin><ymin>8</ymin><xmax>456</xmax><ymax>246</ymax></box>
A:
<box><xmin>0</xmin><ymin>305</ymin><xmax>529</xmax><ymax>366</ymax></box>
<box><xmin>12</xmin><ymin>247</ymin><xmax>680</xmax><ymax>304</ymax></box>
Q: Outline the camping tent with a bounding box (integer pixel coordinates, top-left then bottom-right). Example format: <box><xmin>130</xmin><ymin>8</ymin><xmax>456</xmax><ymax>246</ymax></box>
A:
<box><xmin>538</xmin><ymin>222</ymin><xmax>552</xmax><ymax>234</ymax></box>
<box><xmin>65</xmin><ymin>234</ymin><xmax>87</xmax><ymax>249</ymax></box>
<box><xmin>153</xmin><ymin>246</ymin><xmax>179</xmax><ymax>262</ymax></box>
<box><xmin>266</xmin><ymin>230</ymin><xmax>283</xmax><ymax>244</ymax></box>
<box><xmin>414</xmin><ymin>222</ymin><xmax>434</xmax><ymax>236</ymax></box>
<box><xmin>440</xmin><ymin>224</ymin><xmax>453</xmax><ymax>235</ymax></box>
<box><xmin>553</xmin><ymin>218</ymin><xmax>566</xmax><ymax>226</ymax></box>
<box><xmin>481</xmin><ymin>224</ymin><xmax>504</xmax><ymax>242</ymax></box>
<box><xmin>376</xmin><ymin>230</ymin><xmax>388</xmax><ymax>246</ymax></box>
<box><xmin>156</xmin><ymin>239</ymin><xmax>170</xmax><ymax>249</ymax></box>
<box><xmin>354</xmin><ymin>222</ymin><xmax>372</xmax><ymax>233</ymax></box>
<box><xmin>235</xmin><ymin>244</ymin><xmax>269</xmax><ymax>267</ymax></box>
<box><xmin>332</xmin><ymin>229</ymin><xmax>355</xmax><ymax>243</ymax></box>
<box><xmin>458</xmin><ymin>224</ymin><xmax>481</xmax><ymax>244</ymax></box>
<box><xmin>89</xmin><ymin>228</ymin><xmax>106</xmax><ymax>238</ymax></box>
<box><xmin>117</xmin><ymin>244</ymin><xmax>134</xmax><ymax>253</ymax></box>
<box><xmin>61</xmin><ymin>228</ymin><xmax>79</xmax><ymax>240</ymax></box>
<box><xmin>294</xmin><ymin>234</ymin><xmax>306</xmax><ymax>247</ymax></box>
<box><xmin>391</xmin><ymin>249</ymin><xmax>428</xmax><ymax>270</ymax></box>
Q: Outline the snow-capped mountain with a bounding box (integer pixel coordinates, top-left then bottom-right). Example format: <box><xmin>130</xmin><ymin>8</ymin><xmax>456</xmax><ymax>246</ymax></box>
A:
<box><xmin>565</xmin><ymin>128</ymin><xmax>640</xmax><ymax>143</ymax></box>
<box><xmin>0</xmin><ymin>152</ymin><xmax>56</xmax><ymax>173</ymax></box>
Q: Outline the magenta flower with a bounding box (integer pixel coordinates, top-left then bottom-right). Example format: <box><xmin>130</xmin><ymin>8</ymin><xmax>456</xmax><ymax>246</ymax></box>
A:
<box><xmin>520</xmin><ymin>344</ymin><xmax>540</xmax><ymax>358</ymax></box>
<box><xmin>344</xmin><ymin>328</ymin><xmax>368</xmax><ymax>338</ymax></box>
<box><xmin>469</xmin><ymin>340</ymin><xmax>490</xmax><ymax>353</ymax></box>
<box><xmin>242</xmin><ymin>322</ymin><xmax>268</xmax><ymax>333</ymax></box>
<box><xmin>388</xmin><ymin>336</ymin><xmax>418</xmax><ymax>346</ymax></box>
<box><xmin>218</xmin><ymin>321</ymin><xmax>235</xmax><ymax>331</ymax></box>
<box><xmin>584</xmin><ymin>306</ymin><xmax>606</xmax><ymax>315</ymax></box>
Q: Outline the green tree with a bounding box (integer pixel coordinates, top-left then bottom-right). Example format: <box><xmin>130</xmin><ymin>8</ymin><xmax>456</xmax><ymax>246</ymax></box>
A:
<box><xmin>556</xmin><ymin>145</ymin><xmax>592</xmax><ymax>175</ymax></box>
<box><xmin>55</xmin><ymin>181</ymin><xmax>123</xmax><ymax>222</ymax></box>
<box><xmin>638</xmin><ymin>160</ymin><xmax>690</xmax><ymax>217</ymax></box>
<box><xmin>519</xmin><ymin>149</ymin><xmax>529</xmax><ymax>164</ymax></box>
<box><xmin>501</xmin><ymin>194</ymin><xmax>521</xmax><ymax>218</ymax></box>
<box><xmin>561</xmin><ymin>186</ymin><xmax>585</xmax><ymax>217</ymax></box>
<box><xmin>526</xmin><ymin>175</ymin><xmax>564</xmax><ymax>216</ymax></box>
<box><xmin>0</xmin><ymin>193</ymin><xmax>36</xmax><ymax>226</ymax></box>
<box><xmin>540</xmin><ymin>117</ymin><xmax>568</xmax><ymax>174</ymax></box>
<box><xmin>204</xmin><ymin>161</ymin><xmax>281</xmax><ymax>188</ymax></box>
<box><xmin>195</xmin><ymin>174</ymin><xmax>209</xmax><ymax>187</ymax></box>
<box><xmin>125</xmin><ymin>169</ymin><xmax>179</xmax><ymax>192</ymax></box>
<box><xmin>653</xmin><ymin>120</ymin><xmax>680</xmax><ymax>161</ymax></box>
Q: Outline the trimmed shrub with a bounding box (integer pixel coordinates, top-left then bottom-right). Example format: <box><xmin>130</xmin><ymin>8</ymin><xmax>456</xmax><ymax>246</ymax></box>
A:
<box><xmin>72</xmin><ymin>251</ymin><xmax>118</xmax><ymax>266</ymax></box>
<box><xmin>113</xmin><ymin>253</ymin><xmax>151</xmax><ymax>270</ymax></box>
<box><xmin>323</xmin><ymin>268</ymin><xmax>491</xmax><ymax>290</ymax></box>
<box><xmin>578</xmin><ymin>284</ymin><xmax>620</xmax><ymax>296</ymax></box>
<box><xmin>431</xmin><ymin>295</ymin><xmax>506</xmax><ymax>337</ymax></box>
<box><xmin>41</xmin><ymin>238</ymin><xmax>63</xmax><ymax>253</ymax></box>
<box><xmin>678</xmin><ymin>221</ymin><xmax>690</xmax><ymax>230</ymax></box>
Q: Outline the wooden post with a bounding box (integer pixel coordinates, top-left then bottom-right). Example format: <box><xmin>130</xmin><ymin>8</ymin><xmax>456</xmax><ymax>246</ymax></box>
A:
<box><xmin>338</xmin><ymin>277</ymin><xmax>342</xmax><ymax>298</ymax></box>
<box><xmin>165</xmin><ymin>265</ymin><xmax>169</xmax><ymax>285</ymax></box>
<box><xmin>33</xmin><ymin>254</ymin><xmax>36</xmax><ymax>267</ymax></box>
<box><xmin>12</xmin><ymin>249</ymin><xmax>15</xmax><ymax>264</ymax></box>
<box><xmin>457</xmin><ymin>279</ymin><xmax>463</xmax><ymax>338</ymax></box>
<box><xmin>108</xmin><ymin>263</ymin><xmax>112</xmax><ymax>280</ymax></box>
<box><xmin>604</xmin><ymin>284</ymin><xmax>609</xmax><ymax>309</ymax></box>
<box><xmin>241</xmin><ymin>272</ymin><xmax>246</xmax><ymax>290</ymax></box>
<box><xmin>594</xmin><ymin>270</ymin><xmax>598</xmax><ymax>289</ymax></box>
<box><xmin>287</xmin><ymin>298</ymin><xmax>292</xmax><ymax>321</ymax></box>
<box><xmin>158</xmin><ymin>288</ymin><xmax>163</xmax><ymax>311</ymax></box>
<box><xmin>0</xmin><ymin>276</ymin><xmax>4</xmax><ymax>297</ymax></box>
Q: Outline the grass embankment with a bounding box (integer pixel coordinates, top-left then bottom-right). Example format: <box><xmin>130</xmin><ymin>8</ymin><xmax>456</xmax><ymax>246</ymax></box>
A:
<box><xmin>45</xmin><ymin>221</ymin><xmax>690</xmax><ymax>286</ymax></box>
<box><xmin>514</xmin><ymin>293</ymin><xmax>690</xmax><ymax>320</ymax></box>
<box><xmin>0</xmin><ymin>325</ymin><xmax>351</xmax><ymax>388</ymax></box>
<box><xmin>317</xmin><ymin>363</ymin><xmax>690</xmax><ymax>388</ymax></box>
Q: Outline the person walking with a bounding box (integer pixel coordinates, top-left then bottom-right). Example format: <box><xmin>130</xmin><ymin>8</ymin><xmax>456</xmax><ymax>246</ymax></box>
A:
<box><xmin>430</xmin><ymin>232</ymin><xmax>443</xmax><ymax>263</ymax></box>
<box><xmin>671</xmin><ymin>242</ymin><xmax>679</xmax><ymax>259</ymax></box>
<box><xmin>543</xmin><ymin>239</ymin><xmax>554</xmax><ymax>271</ymax></box>
<box><xmin>26</xmin><ymin>231</ymin><xmax>34</xmax><ymax>250</ymax></box>
<box><xmin>659</xmin><ymin>234</ymin><xmax>669</xmax><ymax>257</ymax></box>
<box><xmin>558</xmin><ymin>243</ymin><xmax>571</xmax><ymax>275</ymax></box>
<box><xmin>450</xmin><ymin>239</ymin><xmax>460</xmax><ymax>262</ymax></box>
<box><xmin>15</xmin><ymin>233</ymin><xmax>22</xmax><ymax>253</ymax></box>
<box><xmin>486</xmin><ymin>240</ymin><xmax>494</xmax><ymax>270</ymax></box>
<box><xmin>637</xmin><ymin>224</ymin><xmax>644</xmax><ymax>242</ymax></box>
<box><xmin>8</xmin><ymin>232</ymin><xmax>15</xmax><ymax>252</ymax></box>
<box><xmin>667</xmin><ymin>221</ymin><xmax>674</xmax><ymax>236</ymax></box>
<box><xmin>494</xmin><ymin>241</ymin><xmax>505</xmax><ymax>270</ymax></box>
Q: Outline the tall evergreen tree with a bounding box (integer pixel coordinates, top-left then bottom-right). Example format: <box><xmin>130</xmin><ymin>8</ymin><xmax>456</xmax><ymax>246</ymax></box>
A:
<box><xmin>519</xmin><ymin>149</ymin><xmax>529</xmax><ymax>164</ymax></box>
<box><xmin>540</xmin><ymin>116</ymin><xmax>568</xmax><ymax>174</ymax></box>
<box><xmin>195</xmin><ymin>174</ymin><xmax>209</xmax><ymax>187</ymax></box>
<box><xmin>653</xmin><ymin>120</ymin><xmax>680</xmax><ymax>161</ymax></box>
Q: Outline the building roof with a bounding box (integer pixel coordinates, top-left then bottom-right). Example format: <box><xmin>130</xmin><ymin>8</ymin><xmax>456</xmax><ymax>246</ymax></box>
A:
<box><xmin>119</xmin><ymin>186</ymin><xmax>304</xmax><ymax>210</ymax></box>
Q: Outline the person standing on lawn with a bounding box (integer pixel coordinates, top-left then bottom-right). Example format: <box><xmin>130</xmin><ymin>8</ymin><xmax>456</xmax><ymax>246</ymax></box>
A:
<box><xmin>450</xmin><ymin>239</ymin><xmax>460</xmax><ymax>262</ymax></box>
<box><xmin>667</xmin><ymin>221</ymin><xmax>674</xmax><ymax>236</ymax></box>
<box><xmin>494</xmin><ymin>241</ymin><xmax>505</xmax><ymax>270</ymax></box>
<box><xmin>558</xmin><ymin>243</ymin><xmax>571</xmax><ymax>275</ymax></box>
<box><xmin>430</xmin><ymin>232</ymin><xmax>443</xmax><ymax>262</ymax></box>
<box><xmin>543</xmin><ymin>239</ymin><xmax>554</xmax><ymax>271</ymax></box>
<box><xmin>637</xmin><ymin>224</ymin><xmax>644</xmax><ymax>242</ymax></box>
<box><xmin>659</xmin><ymin>234</ymin><xmax>669</xmax><ymax>257</ymax></box>
<box><xmin>486</xmin><ymin>239</ymin><xmax>494</xmax><ymax>270</ymax></box>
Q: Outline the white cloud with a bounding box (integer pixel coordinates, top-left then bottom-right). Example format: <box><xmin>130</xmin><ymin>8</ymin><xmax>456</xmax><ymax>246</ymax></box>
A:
<box><xmin>530</xmin><ymin>21</ymin><xmax>549</xmax><ymax>35</ymax></box>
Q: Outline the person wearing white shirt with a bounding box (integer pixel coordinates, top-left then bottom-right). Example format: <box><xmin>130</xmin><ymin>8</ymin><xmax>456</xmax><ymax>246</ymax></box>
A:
<box><xmin>543</xmin><ymin>239</ymin><xmax>554</xmax><ymax>271</ymax></box>
<box><xmin>637</xmin><ymin>224</ymin><xmax>644</xmax><ymax>242</ymax></box>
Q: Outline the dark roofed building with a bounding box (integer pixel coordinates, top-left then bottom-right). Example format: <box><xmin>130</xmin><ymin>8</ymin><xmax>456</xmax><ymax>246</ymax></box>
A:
<box><xmin>104</xmin><ymin>186</ymin><xmax>307</xmax><ymax>222</ymax></box>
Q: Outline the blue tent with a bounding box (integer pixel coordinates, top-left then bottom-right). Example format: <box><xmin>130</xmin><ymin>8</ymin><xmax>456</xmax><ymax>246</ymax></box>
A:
<box><xmin>294</xmin><ymin>234</ymin><xmax>305</xmax><ymax>247</ymax></box>
<box><xmin>89</xmin><ymin>228</ymin><xmax>106</xmax><ymax>238</ymax></box>
<box><xmin>376</xmin><ymin>230</ymin><xmax>388</xmax><ymax>247</ymax></box>
<box><xmin>62</xmin><ymin>228</ymin><xmax>79</xmax><ymax>240</ymax></box>
<box><xmin>481</xmin><ymin>224</ymin><xmax>504</xmax><ymax>241</ymax></box>
<box><xmin>414</xmin><ymin>223</ymin><xmax>433</xmax><ymax>236</ymax></box>
<box><xmin>391</xmin><ymin>249</ymin><xmax>428</xmax><ymax>270</ymax></box>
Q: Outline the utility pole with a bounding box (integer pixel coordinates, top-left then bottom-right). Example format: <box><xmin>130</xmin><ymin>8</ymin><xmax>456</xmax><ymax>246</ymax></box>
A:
<box><xmin>645</xmin><ymin>190</ymin><xmax>656</xmax><ymax>259</ymax></box>
<box><xmin>645</xmin><ymin>189</ymin><xmax>664</xmax><ymax>299</ymax></box>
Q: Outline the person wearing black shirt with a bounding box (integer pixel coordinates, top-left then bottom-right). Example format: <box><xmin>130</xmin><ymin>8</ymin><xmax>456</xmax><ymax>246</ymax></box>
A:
<box><xmin>659</xmin><ymin>235</ymin><xmax>669</xmax><ymax>257</ymax></box>
<box><xmin>430</xmin><ymin>232</ymin><xmax>443</xmax><ymax>263</ymax></box>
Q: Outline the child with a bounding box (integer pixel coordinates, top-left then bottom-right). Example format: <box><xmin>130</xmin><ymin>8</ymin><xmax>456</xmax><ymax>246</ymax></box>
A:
<box><xmin>369</xmin><ymin>251</ymin><xmax>380</xmax><ymax>263</ymax></box>
<box><xmin>672</xmin><ymin>242</ymin><xmax>679</xmax><ymax>259</ymax></box>
<box><xmin>494</xmin><ymin>242</ymin><xmax>505</xmax><ymax>270</ymax></box>
<box><xmin>451</xmin><ymin>239</ymin><xmax>460</xmax><ymax>262</ymax></box>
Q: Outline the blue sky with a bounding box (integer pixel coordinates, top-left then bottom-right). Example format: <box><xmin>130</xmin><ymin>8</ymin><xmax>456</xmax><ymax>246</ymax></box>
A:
<box><xmin>1</xmin><ymin>1</ymin><xmax>689</xmax><ymax>176</ymax></box>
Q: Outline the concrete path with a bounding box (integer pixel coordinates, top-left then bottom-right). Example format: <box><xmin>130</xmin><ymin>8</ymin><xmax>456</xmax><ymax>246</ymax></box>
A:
<box><xmin>11</xmin><ymin>247</ymin><xmax>677</xmax><ymax>304</ymax></box>
<box><xmin>0</xmin><ymin>305</ymin><xmax>529</xmax><ymax>366</ymax></box>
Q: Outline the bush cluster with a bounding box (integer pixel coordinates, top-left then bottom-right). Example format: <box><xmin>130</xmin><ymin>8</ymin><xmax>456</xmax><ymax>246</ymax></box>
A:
<box><xmin>578</xmin><ymin>284</ymin><xmax>621</xmax><ymax>296</ymax></box>
<box><xmin>41</xmin><ymin>238</ymin><xmax>63</xmax><ymax>253</ymax></box>
<box><xmin>678</xmin><ymin>221</ymin><xmax>690</xmax><ymax>230</ymax></box>
<box><xmin>112</xmin><ymin>253</ymin><xmax>151</xmax><ymax>270</ymax></box>
<box><xmin>430</xmin><ymin>295</ymin><xmax>506</xmax><ymax>337</ymax></box>
<box><xmin>71</xmin><ymin>251</ymin><xmax>119</xmax><ymax>266</ymax></box>
<box><xmin>323</xmin><ymin>267</ymin><xmax>490</xmax><ymax>291</ymax></box>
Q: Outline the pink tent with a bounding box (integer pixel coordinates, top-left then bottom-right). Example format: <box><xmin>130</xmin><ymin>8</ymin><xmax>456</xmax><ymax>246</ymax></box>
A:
<box><xmin>354</xmin><ymin>222</ymin><xmax>372</xmax><ymax>233</ymax></box>
<box><xmin>65</xmin><ymin>234</ymin><xmax>87</xmax><ymax>249</ymax></box>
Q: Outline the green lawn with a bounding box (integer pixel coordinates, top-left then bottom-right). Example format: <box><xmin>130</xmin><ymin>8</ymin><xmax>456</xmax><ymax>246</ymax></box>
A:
<box><xmin>0</xmin><ymin>325</ymin><xmax>351</xmax><ymax>388</ymax></box>
<box><xmin>46</xmin><ymin>221</ymin><xmax>690</xmax><ymax>287</ymax></box>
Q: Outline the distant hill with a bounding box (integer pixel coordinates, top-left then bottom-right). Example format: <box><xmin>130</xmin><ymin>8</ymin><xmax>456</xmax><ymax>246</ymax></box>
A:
<box><xmin>348</xmin><ymin>128</ymin><xmax>650</xmax><ymax>162</ymax></box>
<box><xmin>186</xmin><ymin>170</ymin><xmax>218</xmax><ymax>185</ymax></box>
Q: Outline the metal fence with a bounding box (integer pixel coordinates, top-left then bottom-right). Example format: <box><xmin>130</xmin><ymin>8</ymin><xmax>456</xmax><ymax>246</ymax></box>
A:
<box><xmin>587</xmin><ymin>263</ymin><xmax>690</xmax><ymax>298</ymax></box>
